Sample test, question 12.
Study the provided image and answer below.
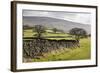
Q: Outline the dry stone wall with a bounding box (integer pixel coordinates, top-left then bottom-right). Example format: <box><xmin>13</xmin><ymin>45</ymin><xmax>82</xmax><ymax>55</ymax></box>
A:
<box><xmin>23</xmin><ymin>38</ymin><xmax>79</xmax><ymax>58</ymax></box>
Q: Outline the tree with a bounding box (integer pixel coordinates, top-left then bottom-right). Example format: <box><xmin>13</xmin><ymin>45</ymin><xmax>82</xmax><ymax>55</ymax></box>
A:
<box><xmin>69</xmin><ymin>28</ymin><xmax>87</xmax><ymax>41</ymax></box>
<box><xmin>23</xmin><ymin>24</ymin><xmax>30</xmax><ymax>29</ymax></box>
<box><xmin>58</xmin><ymin>29</ymin><xmax>64</xmax><ymax>33</ymax></box>
<box><xmin>52</xmin><ymin>28</ymin><xmax>58</xmax><ymax>33</ymax></box>
<box><xmin>33</xmin><ymin>25</ymin><xmax>45</xmax><ymax>38</ymax></box>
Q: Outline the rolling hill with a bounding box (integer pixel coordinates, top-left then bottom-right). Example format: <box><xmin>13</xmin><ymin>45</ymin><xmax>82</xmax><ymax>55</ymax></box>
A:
<box><xmin>23</xmin><ymin>16</ymin><xmax>91</xmax><ymax>34</ymax></box>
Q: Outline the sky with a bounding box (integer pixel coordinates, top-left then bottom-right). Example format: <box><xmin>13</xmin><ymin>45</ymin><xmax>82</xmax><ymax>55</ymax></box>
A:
<box><xmin>23</xmin><ymin>10</ymin><xmax>91</xmax><ymax>25</ymax></box>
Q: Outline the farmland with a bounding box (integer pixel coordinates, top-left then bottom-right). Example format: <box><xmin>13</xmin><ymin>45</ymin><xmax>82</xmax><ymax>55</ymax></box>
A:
<box><xmin>23</xmin><ymin>28</ymin><xmax>75</xmax><ymax>40</ymax></box>
<box><xmin>31</xmin><ymin>38</ymin><xmax>91</xmax><ymax>62</ymax></box>
<box><xmin>23</xmin><ymin>28</ymin><xmax>91</xmax><ymax>62</ymax></box>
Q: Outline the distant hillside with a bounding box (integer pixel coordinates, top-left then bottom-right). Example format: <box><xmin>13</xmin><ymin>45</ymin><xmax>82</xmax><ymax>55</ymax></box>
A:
<box><xmin>23</xmin><ymin>16</ymin><xmax>91</xmax><ymax>34</ymax></box>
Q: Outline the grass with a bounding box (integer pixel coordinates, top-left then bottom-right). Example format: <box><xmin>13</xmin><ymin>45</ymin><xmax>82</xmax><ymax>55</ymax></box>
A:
<box><xmin>43</xmin><ymin>32</ymin><xmax>69</xmax><ymax>37</ymax></box>
<box><xmin>23</xmin><ymin>29</ymin><xmax>36</xmax><ymax>37</ymax></box>
<box><xmin>46</xmin><ymin>38</ymin><xmax>75</xmax><ymax>40</ymax></box>
<box><xmin>23</xmin><ymin>29</ymin><xmax>73</xmax><ymax>40</ymax></box>
<box><xmin>31</xmin><ymin>38</ymin><xmax>91</xmax><ymax>62</ymax></box>
<box><xmin>23</xmin><ymin>29</ymin><xmax>91</xmax><ymax>62</ymax></box>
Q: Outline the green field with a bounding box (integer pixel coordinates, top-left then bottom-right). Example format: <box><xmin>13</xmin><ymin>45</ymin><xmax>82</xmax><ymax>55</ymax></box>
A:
<box><xmin>23</xmin><ymin>29</ymin><xmax>74</xmax><ymax>40</ymax></box>
<box><xmin>23</xmin><ymin>28</ymin><xmax>91</xmax><ymax>62</ymax></box>
<box><xmin>31</xmin><ymin>38</ymin><xmax>91</xmax><ymax>62</ymax></box>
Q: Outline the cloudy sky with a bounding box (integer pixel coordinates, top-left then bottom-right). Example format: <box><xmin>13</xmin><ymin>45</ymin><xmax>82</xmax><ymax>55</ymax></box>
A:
<box><xmin>23</xmin><ymin>10</ymin><xmax>91</xmax><ymax>24</ymax></box>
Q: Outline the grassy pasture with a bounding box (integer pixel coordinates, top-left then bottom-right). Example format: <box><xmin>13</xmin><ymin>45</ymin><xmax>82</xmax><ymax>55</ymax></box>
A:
<box><xmin>31</xmin><ymin>38</ymin><xmax>91</xmax><ymax>62</ymax></box>
<box><xmin>23</xmin><ymin>29</ymin><xmax>74</xmax><ymax>40</ymax></box>
<box><xmin>23</xmin><ymin>28</ymin><xmax>91</xmax><ymax>62</ymax></box>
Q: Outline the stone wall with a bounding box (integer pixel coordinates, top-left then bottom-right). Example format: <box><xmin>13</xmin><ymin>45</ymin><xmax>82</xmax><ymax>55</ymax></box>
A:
<box><xmin>23</xmin><ymin>38</ymin><xmax>79</xmax><ymax>58</ymax></box>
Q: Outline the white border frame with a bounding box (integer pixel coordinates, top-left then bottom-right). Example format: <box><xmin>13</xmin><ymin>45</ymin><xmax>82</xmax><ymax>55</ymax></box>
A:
<box><xmin>16</xmin><ymin>3</ymin><xmax>97</xmax><ymax>70</ymax></box>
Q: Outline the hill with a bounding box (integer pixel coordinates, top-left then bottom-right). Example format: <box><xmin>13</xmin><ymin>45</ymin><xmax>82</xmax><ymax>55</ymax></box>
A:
<box><xmin>23</xmin><ymin>16</ymin><xmax>91</xmax><ymax>34</ymax></box>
